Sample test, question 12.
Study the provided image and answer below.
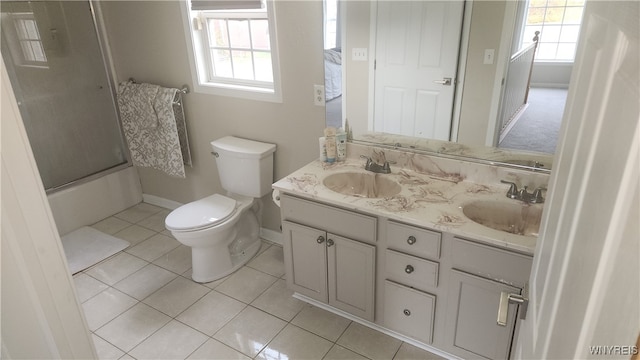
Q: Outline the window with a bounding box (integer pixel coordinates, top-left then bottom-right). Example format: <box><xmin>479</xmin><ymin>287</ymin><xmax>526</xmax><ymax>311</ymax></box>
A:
<box><xmin>324</xmin><ymin>0</ymin><xmax>338</xmax><ymax>50</ymax></box>
<box><xmin>521</xmin><ymin>0</ymin><xmax>585</xmax><ymax>62</ymax></box>
<box><xmin>182</xmin><ymin>0</ymin><xmax>281</xmax><ymax>102</ymax></box>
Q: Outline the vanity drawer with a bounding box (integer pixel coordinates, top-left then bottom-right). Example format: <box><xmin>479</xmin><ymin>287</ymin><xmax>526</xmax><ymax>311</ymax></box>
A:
<box><xmin>281</xmin><ymin>194</ymin><xmax>377</xmax><ymax>244</ymax></box>
<box><xmin>387</xmin><ymin>221</ymin><xmax>441</xmax><ymax>259</ymax></box>
<box><xmin>384</xmin><ymin>280</ymin><xmax>435</xmax><ymax>344</ymax></box>
<box><xmin>452</xmin><ymin>237</ymin><xmax>533</xmax><ymax>286</ymax></box>
<box><xmin>385</xmin><ymin>250</ymin><xmax>439</xmax><ymax>291</ymax></box>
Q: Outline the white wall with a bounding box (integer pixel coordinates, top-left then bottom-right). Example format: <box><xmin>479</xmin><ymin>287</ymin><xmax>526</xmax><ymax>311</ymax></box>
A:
<box><xmin>530</xmin><ymin>62</ymin><xmax>573</xmax><ymax>88</ymax></box>
<box><xmin>100</xmin><ymin>1</ymin><xmax>326</xmax><ymax>232</ymax></box>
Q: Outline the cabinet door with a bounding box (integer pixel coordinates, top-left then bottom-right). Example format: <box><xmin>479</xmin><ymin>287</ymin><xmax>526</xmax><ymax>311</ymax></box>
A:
<box><xmin>282</xmin><ymin>221</ymin><xmax>328</xmax><ymax>303</ymax></box>
<box><xmin>327</xmin><ymin>233</ymin><xmax>376</xmax><ymax>321</ymax></box>
<box><xmin>446</xmin><ymin>270</ymin><xmax>520</xmax><ymax>359</ymax></box>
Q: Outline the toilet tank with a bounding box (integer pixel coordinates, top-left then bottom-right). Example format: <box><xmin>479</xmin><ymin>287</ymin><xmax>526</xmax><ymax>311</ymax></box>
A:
<box><xmin>211</xmin><ymin>136</ymin><xmax>276</xmax><ymax>198</ymax></box>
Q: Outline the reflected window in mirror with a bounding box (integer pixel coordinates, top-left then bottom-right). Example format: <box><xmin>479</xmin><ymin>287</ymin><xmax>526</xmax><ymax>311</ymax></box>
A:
<box><xmin>323</xmin><ymin>0</ymin><xmax>343</xmax><ymax>129</ymax></box>
<box><xmin>520</xmin><ymin>0</ymin><xmax>585</xmax><ymax>61</ymax></box>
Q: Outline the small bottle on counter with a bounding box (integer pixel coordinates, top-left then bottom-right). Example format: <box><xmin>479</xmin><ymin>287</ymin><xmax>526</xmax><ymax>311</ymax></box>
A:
<box><xmin>324</xmin><ymin>127</ymin><xmax>337</xmax><ymax>163</ymax></box>
<box><xmin>319</xmin><ymin>136</ymin><xmax>327</xmax><ymax>161</ymax></box>
<box><xmin>336</xmin><ymin>128</ymin><xmax>347</xmax><ymax>161</ymax></box>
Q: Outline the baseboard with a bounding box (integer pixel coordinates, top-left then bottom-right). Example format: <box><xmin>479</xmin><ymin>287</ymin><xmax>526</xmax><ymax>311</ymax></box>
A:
<box><xmin>142</xmin><ymin>193</ymin><xmax>183</xmax><ymax>210</ymax></box>
<box><xmin>260</xmin><ymin>227</ymin><xmax>283</xmax><ymax>246</ymax></box>
<box><xmin>530</xmin><ymin>82</ymin><xmax>570</xmax><ymax>89</ymax></box>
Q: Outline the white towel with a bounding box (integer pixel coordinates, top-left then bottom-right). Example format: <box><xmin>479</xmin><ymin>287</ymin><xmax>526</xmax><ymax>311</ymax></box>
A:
<box><xmin>117</xmin><ymin>81</ymin><xmax>186</xmax><ymax>178</ymax></box>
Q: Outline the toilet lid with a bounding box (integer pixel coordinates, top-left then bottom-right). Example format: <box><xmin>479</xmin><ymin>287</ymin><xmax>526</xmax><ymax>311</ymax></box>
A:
<box><xmin>165</xmin><ymin>194</ymin><xmax>237</xmax><ymax>231</ymax></box>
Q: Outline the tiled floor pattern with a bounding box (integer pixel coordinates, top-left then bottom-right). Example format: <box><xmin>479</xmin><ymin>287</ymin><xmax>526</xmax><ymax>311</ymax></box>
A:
<box><xmin>76</xmin><ymin>203</ymin><xmax>445</xmax><ymax>360</ymax></box>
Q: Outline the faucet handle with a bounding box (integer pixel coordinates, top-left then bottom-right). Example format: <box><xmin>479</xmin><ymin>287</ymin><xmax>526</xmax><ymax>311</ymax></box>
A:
<box><xmin>360</xmin><ymin>155</ymin><xmax>373</xmax><ymax>170</ymax></box>
<box><xmin>531</xmin><ymin>187</ymin><xmax>546</xmax><ymax>203</ymax></box>
<box><xmin>381</xmin><ymin>160</ymin><xmax>397</xmax><ymax>174</ymax></box>
<box><xmin>500</xmin><ymin>180</ymin><xmax>519</xmax><ymax>199</ymax></box>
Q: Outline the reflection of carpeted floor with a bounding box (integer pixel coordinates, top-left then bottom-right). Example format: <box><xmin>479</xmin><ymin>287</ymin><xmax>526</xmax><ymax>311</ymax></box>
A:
<box><xmin>326</xmin><ymin>95</ymin><xmax>342</xmax><ymax>129</ymax></box>
<box><xmin>499</xmin><ymin>87</ymin><xmax>568</xmax><ymax>154</ymax></box>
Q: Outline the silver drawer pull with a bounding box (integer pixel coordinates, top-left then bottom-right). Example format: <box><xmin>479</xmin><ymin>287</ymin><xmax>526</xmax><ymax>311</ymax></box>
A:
<box><xmin>317</xmin><ymin>236</ymin><xmax>325</xmax><ymax>244</ymax></box>
<box><xmin>326</xmin><ymin>239</ymin><xmax>335</xmax><ymax>247</ymax></box>
<box><xmin>407</xmin><ymin>236</ymin><xmax>417</xmax><ymax>245</ymax></box>
<box><xmin>403</xmin><ymin>309</ymin><xmax>411</xmax><ymax>316</ymax></box>
<box><xmin>405</xmin><ymin>265</ymin><xmax>414</xmax><ymax>274</ymax></box>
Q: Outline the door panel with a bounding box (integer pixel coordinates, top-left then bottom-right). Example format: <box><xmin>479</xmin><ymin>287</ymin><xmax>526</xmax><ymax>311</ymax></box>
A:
<box><xmin>282</xmin><ymin>221</ymin><xmax>328</xmax><ymax>303</ymax></box>
<box><xmin>374</xmin><ymin>1</ymin><xmax>464</xmax><ymax>140</ymax></box>
<box><xmin>327</xmin><ymin>233</ymin><xmax>376</xmax><ymax>321</ymax></box>
<box><xmin>447</xmin><ymin>270</ymin><xmax>520</xmax><ymax>359</ymax></box>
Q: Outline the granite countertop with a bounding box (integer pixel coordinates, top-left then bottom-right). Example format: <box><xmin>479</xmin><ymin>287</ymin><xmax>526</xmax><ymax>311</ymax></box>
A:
<box><xmin>273</xmin><ymin>157</ymin><xmax>540</xmax><ymax>255</ymax></box>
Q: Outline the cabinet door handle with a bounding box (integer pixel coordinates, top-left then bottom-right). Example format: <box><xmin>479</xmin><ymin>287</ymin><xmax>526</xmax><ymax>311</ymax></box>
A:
<box><xmin>407</xmin><ymin>236</ymin><xmax>417</xmax><ymax>245</ymax></box>
<box><xmin>326</xmin><ymin>239</ymin><xmax>335</xmax><ymax>247</ymax></box>
<box><xmin>317</xmin><ymin>235</ymin><xmax>325</xmax><ymax>244</ymax></box>
<box><xmin>405</xmin><ymin>265</ymin><xmax>414</xmax><ymax>274</ymax></box>
<box><xmin>497</xmin><ymin>290</ymin><xmax>529</xmax><ymax>326</ymax></box>
<box><xmin>403</xmin><ymin>309</ymin><xmax>411</xmax><ymax>316</ymax></box>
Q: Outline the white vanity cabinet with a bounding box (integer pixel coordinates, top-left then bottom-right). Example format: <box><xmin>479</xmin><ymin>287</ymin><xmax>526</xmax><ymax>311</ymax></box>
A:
<box><xmin>278</xmin><ymin>192</ymin><xmax>534</xmax><ymax>359</ymax></box>
<box><xmin>444</xmin><ymin>237</ymin><xmax>533</xmax><ymax>359</ymax></box>
<box><xmin>280</xmin><ymin>194</ymin><xmax>377</xmax><ymax>321</ymax></box>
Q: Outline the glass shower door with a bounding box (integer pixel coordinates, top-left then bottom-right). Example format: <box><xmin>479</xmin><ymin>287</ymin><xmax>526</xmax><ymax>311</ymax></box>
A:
<box><xmin>1</xmin><ymin>1</ymin><xmax>128</xmax><ymax>190</ymax></box>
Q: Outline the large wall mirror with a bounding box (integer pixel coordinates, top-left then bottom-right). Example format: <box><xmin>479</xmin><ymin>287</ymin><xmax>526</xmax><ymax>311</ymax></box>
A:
<box><xmin>323</xmin><ymin>0</ymin><xmax>581</xmax><ymax>172</ymax></box>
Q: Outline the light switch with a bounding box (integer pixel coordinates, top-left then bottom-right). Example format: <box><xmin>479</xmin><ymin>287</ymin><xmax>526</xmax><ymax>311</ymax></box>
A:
<box><xmin>352</xmin><ymin>48</ymin><xmax>368</xmax><ymax>61</ymax></box>
<box><xmin>484</xmin><ymin>49</ymin><xmax>495</xmax><ymax>65</ymax></box>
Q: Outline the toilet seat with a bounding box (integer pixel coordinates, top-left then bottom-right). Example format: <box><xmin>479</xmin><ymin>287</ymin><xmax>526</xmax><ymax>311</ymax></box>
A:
<box><xmin>165</xmin><ymin>194</ymin><xmax>237</xmax><ymax>232</ymax></box>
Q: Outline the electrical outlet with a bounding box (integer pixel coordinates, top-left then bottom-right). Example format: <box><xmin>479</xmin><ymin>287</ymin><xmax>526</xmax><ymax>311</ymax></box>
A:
<box><xmin>314</xmin><ymin>84</ymin><xmax>325</xmax><ymax>106</ymax></box>
<box><xmin>484</xmin><ymin>49</ymin><xmax>495</xmax><ymax>64</ymax></box>
<box><xmin>352</xmin><ymin>48</ymin><xmax>368</xmax><ymax>61</ymax></box>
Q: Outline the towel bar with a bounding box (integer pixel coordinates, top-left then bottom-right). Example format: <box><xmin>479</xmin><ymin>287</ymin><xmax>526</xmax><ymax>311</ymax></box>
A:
<box><xmin>128</xmin><ymin>77</ymin><xmax>189</xmax><ymax>95</ymax></box>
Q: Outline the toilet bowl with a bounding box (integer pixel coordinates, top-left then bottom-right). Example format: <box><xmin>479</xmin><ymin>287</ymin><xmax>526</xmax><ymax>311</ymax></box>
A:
<box><xmin>165</xmin><ymin>193</ymin><xmax>262</xmax><ymax>283</ymax></box>
<box><xmin>164</xmin><ymin>136</ymin><xmax>276</xmax><ymax>283</ymax></box>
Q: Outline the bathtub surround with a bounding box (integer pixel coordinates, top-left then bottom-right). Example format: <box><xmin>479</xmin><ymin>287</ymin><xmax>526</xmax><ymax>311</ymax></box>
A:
<box><xmin>47</xmin><ymin>167</ymin><xmax>142</xmax><ymax>235</ymax></box>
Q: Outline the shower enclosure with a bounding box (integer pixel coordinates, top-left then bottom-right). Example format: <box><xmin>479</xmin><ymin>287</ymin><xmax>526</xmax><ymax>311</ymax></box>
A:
<box><xmin>1</xmin><ymin>1</ymin><xmax>141</xmax><ymax>234</ymax></box>
<box><xmin>1</xmin><ymin>0</ymin><xmax>128</xmax><ymax>190</ymax></box>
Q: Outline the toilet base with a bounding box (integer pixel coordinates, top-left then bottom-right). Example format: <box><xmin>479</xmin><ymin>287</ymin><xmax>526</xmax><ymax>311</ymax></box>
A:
<box><xmin>190</xmin><ymin>239</ymin><xmax>262</xmax><ymax>283</ymax></box>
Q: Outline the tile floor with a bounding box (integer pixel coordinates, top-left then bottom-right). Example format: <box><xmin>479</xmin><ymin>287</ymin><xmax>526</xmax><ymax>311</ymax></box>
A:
<box><xmin>76</xmin><ymin>203</ymin><xmax>444</xmax><ymax>360</ymax></box>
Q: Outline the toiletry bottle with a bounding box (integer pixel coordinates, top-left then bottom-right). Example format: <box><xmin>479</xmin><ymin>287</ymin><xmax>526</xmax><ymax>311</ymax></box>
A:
<box><xmin>319</xmin><ymin>137</ymin><xmax>327</xmax><ymax>161</ymax></box>
<box><xmin>324</xmin><ymin>127</ymin><xmax>337</xmax><ymax>163</ymax></box>
<box><xmin>336</xmin><ymin>128</ymin><xmax>347</xmax><ymax>161</ymax></box>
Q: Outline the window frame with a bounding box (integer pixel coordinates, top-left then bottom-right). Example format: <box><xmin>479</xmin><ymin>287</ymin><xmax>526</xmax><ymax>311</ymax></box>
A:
<box><xmin>181</xmin><ymin>0</ymin><xmax>282</xmax><ymax>102</ymax></box>
<box><xmin>520</xmin><ymin>0</ymin><xmax>585</xmax><ymax>63</ymax></box>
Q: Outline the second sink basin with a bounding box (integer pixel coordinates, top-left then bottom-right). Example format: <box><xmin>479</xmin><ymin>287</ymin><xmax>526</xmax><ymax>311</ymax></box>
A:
<box><xmin>462</xmin><ymin>200</ymin><xmax>543</xmax><ymax>237</ymax></box>
<box><xmin>323</xmin><ymin>172</ymin><xmax>401</xmax><ymax>198</ymax></box>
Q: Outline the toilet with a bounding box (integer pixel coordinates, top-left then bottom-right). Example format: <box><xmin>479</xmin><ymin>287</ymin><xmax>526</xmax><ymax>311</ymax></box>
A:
<box><xmin>165</xmin><ymin>136</ymin><xmax>276</xmax><ymax>283</ymax></box>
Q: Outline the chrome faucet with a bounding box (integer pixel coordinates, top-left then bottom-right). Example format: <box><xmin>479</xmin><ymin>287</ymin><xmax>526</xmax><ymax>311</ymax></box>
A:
<box><xmin>501</xmin><ymin>180</ymin><xmax>546</xmax><ymax>204</ymax></box>
<box><xmin>360</xmin><ymin>154</ymin><xmax>394</xmax><ymax>174</ymax></box>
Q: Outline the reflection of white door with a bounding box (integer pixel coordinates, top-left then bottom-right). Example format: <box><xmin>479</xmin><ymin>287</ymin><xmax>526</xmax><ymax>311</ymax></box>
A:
<box><xmin>516</xmin><ymin>1</ymin><xmax>639</xmax><ymax>358</ymax></box>
<box><xmin>373</xmin><ymin>1</ymin><xmax>464</xmax><ymax>140</ymax></box>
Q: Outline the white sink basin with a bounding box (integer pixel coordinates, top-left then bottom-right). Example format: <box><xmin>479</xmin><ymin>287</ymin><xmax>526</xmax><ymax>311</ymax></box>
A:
<box><xmin>462</xmin><ymin>200</ymin><xmax>543</xmax><ymax>237</ymax></box>
<box><xmin>323</xmin><ymin>172</ymin><xmax>401</xmax><ymax>198</ymax></box>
